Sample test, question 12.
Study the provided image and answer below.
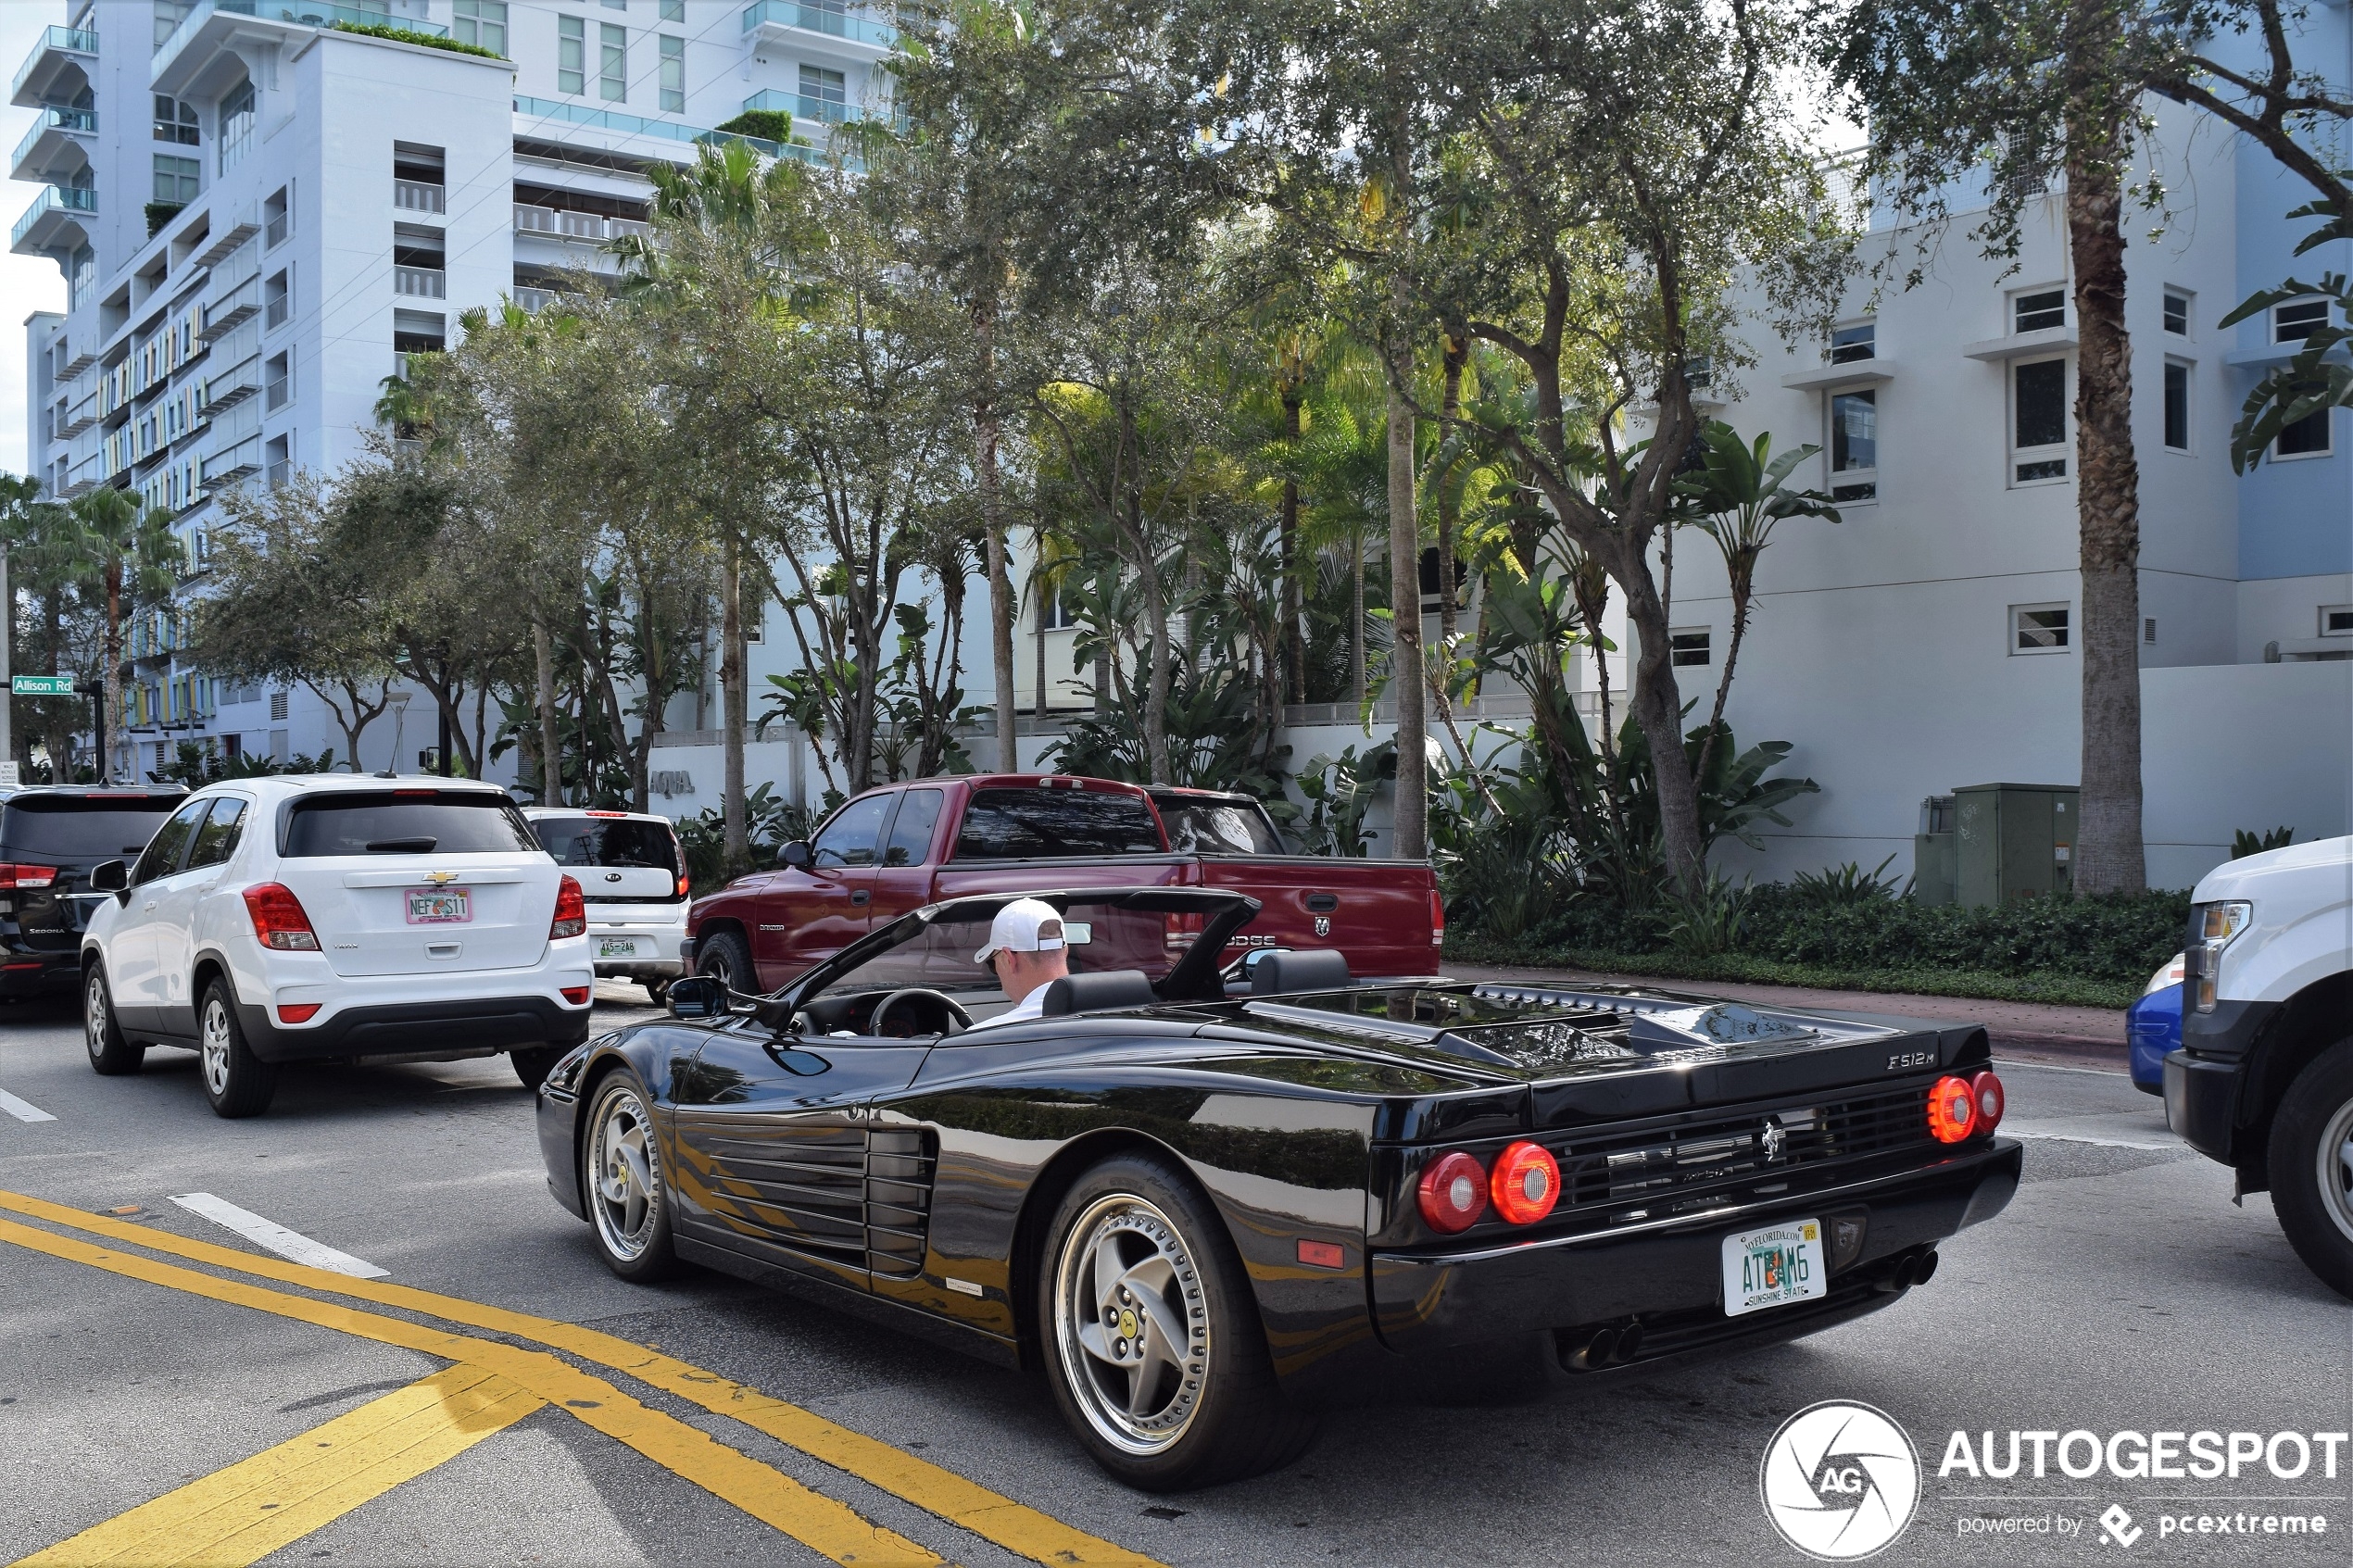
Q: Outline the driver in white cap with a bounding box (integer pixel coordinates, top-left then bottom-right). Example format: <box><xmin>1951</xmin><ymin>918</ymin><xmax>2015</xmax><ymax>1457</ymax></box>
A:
<box><xmin>965</xmin><ymin>897</ymin><xmax>1072</xmax><ymax>1031</ymax></box>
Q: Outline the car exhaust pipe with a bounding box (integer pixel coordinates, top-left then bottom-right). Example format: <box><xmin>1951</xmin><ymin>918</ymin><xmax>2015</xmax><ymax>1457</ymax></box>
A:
<box><xmin>1912</xmin><ymin>1248</ymin><xmax>1939</xmax><ymax>1286</ymax></box>
<box><xmin>1878</xmin><ymin>1249</ymin><xmax>1921</xmax><ymax>1293</ymax></box>
<box><xmin>1559</xmin><ymin>1319</ymin><xmax>1643</xmax><ymax>1372</ymax></box>
<box><xmin>1614</xmin><ymin>1320</ymin><xmax>1644</xmax><ymax>1362</ymax></box>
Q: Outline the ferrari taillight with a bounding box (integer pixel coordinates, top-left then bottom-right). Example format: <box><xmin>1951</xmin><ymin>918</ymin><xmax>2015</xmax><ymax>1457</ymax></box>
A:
<box><xmin>551</xmin><ymin>875</ymin><xmax>586</xmax><ymax>939</ymax></box>
<box><xmin>1416</xmin><ymin>1150</ymin><xmax>1488</xmax><ymax>1234</ymax></box>
<box><xmin>1489</xmin><ymin>1140</ymin><xmax>1560</xmax><ymax>1225</ymax></box>
<box><xmin>1969</xmin><ymin>1069</ymin><xmax>2005</xmax><ymax>1133</ymax></box>
<box><xmin>242</xmin><ymin>884</ymin><xmax>320</xmax><ymax>951</ymax></box>
<box><xmin>1926</xmin><ymin>1074</ymin><xmax>1979</xmax><ymax>1143</ymax></box>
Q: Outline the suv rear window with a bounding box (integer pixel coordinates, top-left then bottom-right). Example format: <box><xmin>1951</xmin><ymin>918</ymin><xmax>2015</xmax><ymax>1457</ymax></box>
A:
<box><xmin>282</xmin><ymin>792</ymin><xmax>539</xmax><ymax>857</ymax></box>
<box><xmin>952</xmin><ymin>788</ymin><xmax>1164</xmax><ymax>860</ymax></box>
<box><xmin>533</xmin><ymin>815</ymin><xmax>681</xmax><ymax>872</ymax></box>
<box><xmin>1154</xmin><ymin>797</ymin><xmax>1285</xmax><ymax>855</ymax></box>
<box><xmin>0</xmin><ymin>794</ymin><xmax>183</xmax><ymax>861</ymax></box>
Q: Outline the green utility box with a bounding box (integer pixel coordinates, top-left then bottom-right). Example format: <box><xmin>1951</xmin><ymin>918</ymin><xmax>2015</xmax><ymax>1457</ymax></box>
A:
<box><xmin>1914</xmin><ymin>796</ymin><xmax>1959</xmax><ymax>906</ymax></box>
<box><xmin>1952</xmin><ymin>783</ymin><xmax>2079</xmax><ymax>906</ymax></box>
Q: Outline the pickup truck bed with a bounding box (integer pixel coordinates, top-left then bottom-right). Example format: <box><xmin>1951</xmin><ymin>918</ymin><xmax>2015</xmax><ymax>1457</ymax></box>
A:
<box><xmin>687</xmin><ymin>774</ymin><xmax>1441</xmax><ymax>990</ymax></box>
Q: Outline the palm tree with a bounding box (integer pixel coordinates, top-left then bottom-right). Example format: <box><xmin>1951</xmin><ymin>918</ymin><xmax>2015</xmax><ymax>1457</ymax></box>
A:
<box><xmin>65</xmin><ymin>487</ymin><xmax>180</xmax><ymax>783</ymax></box>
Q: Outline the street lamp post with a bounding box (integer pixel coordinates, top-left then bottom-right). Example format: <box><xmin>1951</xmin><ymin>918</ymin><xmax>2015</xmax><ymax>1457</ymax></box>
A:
<box><xmin>384</xmin><ymin>689</ymin><xmax>412</xmax><ymax>779</ymax></box>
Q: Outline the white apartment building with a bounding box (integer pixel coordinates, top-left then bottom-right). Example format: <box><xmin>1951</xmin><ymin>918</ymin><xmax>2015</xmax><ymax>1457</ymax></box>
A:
<box><xmin>13</xmin><ymin>0</ymin><xmax>895</xmax><ymax>780</ymax></box>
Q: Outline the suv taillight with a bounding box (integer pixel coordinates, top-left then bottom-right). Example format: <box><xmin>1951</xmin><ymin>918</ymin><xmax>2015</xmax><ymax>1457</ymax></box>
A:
<box><xmin>675</xmin><ymin>871</ymin><xmax>691</xmax><ymax>898</ymax></box>
<box><xmin>242</xmin><ymin>884</ymin><xmax>321</xmax><ymax>950</ymax></box>
<box><xmin>0</xmin><ymin>864</ymin><xmax>58</xmax><ymax>889</ymax></box>
<box><xmin>552</xmin><ymin>875</ymin><xmax>586</xmax><ymax>939</ymax></box>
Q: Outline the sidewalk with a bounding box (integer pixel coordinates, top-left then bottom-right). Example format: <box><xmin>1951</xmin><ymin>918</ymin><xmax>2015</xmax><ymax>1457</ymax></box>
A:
<box><xmin>1447</xmin><ymin>961</ymin><xmax>2129</xmax><ymax>1071</ymax></box>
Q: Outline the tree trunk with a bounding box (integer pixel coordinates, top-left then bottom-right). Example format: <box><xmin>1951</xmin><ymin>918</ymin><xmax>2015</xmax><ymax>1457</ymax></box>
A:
<box><xmin>1034</xmin><ymin>528</ymin><xmax>1050</xmax><ymax>725</ymax></box>
<box><xmin>975</xmin><ymin>293</ymin><xmax>1018</xmax><ymax>774</ymax></box>
<box><xmin>1279</xmin><ymin>389</ymin><xmax>1305</xmax><ymax>706</ymax></box>
<box><xmin>720</xmin><ymin>549</ymin><xmax>749</xmax><ymax>874</ymax></box>
<box><xmin>1350</xmin><ymin>530</ymin><xmax>1365</xmax><ymax>708</ymax></box>
<box><xmin>1614</xmin><ymin>550</ymin><xmax>1705</xmax><ymax>889</ymax></box>
<box><xmin>532</xmin><ymin>618</ymin><xmax>560</xmax><ymax>807</ymax></box>
<box><xmin>1387</xmin><ymin>304</ymin><xmax>1427</xmax><ymax>860</ymax></box>
<box><xmin>2067</xmin><ymin>18</ymin><xmax>2146</xmax><ymax>895</ymax></box>
<box><xmin>102</xmin><ymin>560</ymin><xmax>121</xmax><ymax>784</ymax></box>
<box><xmin>1136</xmin><ymin>505</ymin><xmax>1171</xmax><ymax>784</ymax></box>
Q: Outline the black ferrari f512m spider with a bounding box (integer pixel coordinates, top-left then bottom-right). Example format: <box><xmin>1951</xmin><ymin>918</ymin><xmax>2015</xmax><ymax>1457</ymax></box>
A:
<box><xmin>534</xmin><ymin>887</ymin><xmax>2020</xmax><ymax>1489</ymax></box>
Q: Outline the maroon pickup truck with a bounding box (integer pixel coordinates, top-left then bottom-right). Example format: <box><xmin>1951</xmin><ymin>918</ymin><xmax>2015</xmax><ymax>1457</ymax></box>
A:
<box><xmin>686</xmin><ymin>774</ymin><xmax>1441</xmax><ymax>992</ymax></box>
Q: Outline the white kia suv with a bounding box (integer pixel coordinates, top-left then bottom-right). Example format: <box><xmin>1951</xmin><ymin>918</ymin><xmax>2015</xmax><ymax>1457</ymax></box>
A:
<box><xmin>79</xmin><ymin>776</ymin><xmax>594</xmax><ymax>1117</ymax></box>
<box><xmin>523</xmin><ymin>807</ymin><xmax>690</xmax><ymax>1007</ymax></box>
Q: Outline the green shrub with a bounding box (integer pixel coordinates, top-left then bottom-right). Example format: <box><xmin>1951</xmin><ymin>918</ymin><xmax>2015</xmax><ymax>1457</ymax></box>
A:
<box><xmin>1735</xmin><ymin>884</ymin><xmax>2188</xmax><ymax>983</ymax></box>
<box><xmin>332</xmin><ymin>21</ymin><xmax>505</xmax><ymax>57</ymax></box>
<box><xmin>717</xmin><ymin>109</ymin><xmax>794</xmax><ymax>142</ymax></box>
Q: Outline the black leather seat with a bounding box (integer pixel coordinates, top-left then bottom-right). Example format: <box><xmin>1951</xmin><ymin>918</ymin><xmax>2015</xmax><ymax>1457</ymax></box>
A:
<box><xmin>1038</xmin><ymin>969</ymin><xmax>1160</xmax><ymax>1017</ymax></box>
<box><xmin>1250</xmin><ymin>948</ymin><xmax>1353</xmax><ymax>996</ymax></box>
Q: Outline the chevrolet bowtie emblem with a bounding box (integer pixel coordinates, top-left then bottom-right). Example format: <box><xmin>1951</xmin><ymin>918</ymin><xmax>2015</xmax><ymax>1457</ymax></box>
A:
<box><xmin>423</xmin><ymin>871</ymin><xmax>459</xmax><ymax>885</ymax></box>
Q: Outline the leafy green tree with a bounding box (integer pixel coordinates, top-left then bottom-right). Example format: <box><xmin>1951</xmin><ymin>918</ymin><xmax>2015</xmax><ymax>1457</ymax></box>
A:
<box><xmin>64</xmin><ymin>487</ymin><xmax>180</xmax><ymax>783</ymax></box>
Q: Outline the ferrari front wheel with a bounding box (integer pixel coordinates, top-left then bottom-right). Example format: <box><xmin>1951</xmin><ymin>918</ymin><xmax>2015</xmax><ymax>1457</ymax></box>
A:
<box><xmin>584</xmin><ymin>1072</ymin><xmax>680</xmax><ymax>1282</ymax></box>
<box><xmin>1039</xmin><ymin>1152</ymin><xmax>1314</xmax><ymax>1490</ymax></box>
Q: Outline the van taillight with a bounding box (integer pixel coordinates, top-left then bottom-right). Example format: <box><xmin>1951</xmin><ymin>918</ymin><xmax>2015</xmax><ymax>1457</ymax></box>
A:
<box><xmin>551</xmin><ymin>875</ymin><xmax>586</xmax><ymax>939</ymax></box>
<box><xmin>242</xmin><ymin>884</ymin><xmax>320</xmax><ymax>950</ymax></box>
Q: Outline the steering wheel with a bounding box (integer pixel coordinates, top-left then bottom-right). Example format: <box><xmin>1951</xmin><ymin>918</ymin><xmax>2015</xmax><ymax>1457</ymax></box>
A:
<box><xmin>869</xmin><ymin>988</ymin><xmax>974</xmax><ymax>1039</ymax></box>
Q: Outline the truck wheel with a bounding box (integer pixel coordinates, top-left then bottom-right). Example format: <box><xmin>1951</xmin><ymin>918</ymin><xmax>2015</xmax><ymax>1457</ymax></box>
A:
<box><xmin>644</xmin><ymin>977</ymin><xmax>672</xmax><ymax>1009</ymax></box>
<box><xmin>199</xmin><ymin>980</ymin><xmax>279</xmax><ymax>1119</ymax></box>
<box><xmin>696</xmin><ymin>930</ymin><xmax>754</xmax><ymax>994</ymax></box>
<box><xmin>83</xmin><ymin>965</ymin><xmax>144</xmax><ymax>1076</ymax></box>
<box><xmin>1038</xmin><ymin>1152</ymin><xmax>1315</xmax><ymax>1490</ymax></box>
<box><xmin>510</xmin><ymin>1046</ymin><xmax>564</xmax><ymax>1091</ymax></box>
<box><xmin>2271</xmin><ymin>1040</ymin><xmax>2353</xmax><ymax>1300</ymax></box>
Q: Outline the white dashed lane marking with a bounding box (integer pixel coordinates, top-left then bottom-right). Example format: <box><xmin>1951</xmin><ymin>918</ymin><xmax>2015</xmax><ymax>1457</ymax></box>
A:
<box><xmin>0</xmin><ymin>1088</ymin><xmax>57</xmax><ymax>1123</ymax></box>
<box><xmin>168</xmin><ymin>1192</ymin><xmax>390</xmax><ymax>1278</ymax></box>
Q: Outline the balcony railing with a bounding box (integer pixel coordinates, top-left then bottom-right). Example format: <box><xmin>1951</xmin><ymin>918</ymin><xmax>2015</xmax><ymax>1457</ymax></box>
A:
<box><xmin>513</xmin><ymin>94</ymin><xmax>828</xmax><ymax>168</ymax></box>
<box><xmin>512</xmin><ymin>285</ymin><xmax>557</xmax><ymax>313</ymax></box>
<box><xmin>513</xmin><ymin>203</ymin><xmax>650</xmax><ymax>243</ymax></box>
<box><xmin>740</xmin><ymin>1</ymin><xmax>895</xmax><ymax>49</ymax></box>
<box><xmin>738</xmin><ymin>88</ymin><xmax>902</xmax><ymax>130</ymax></box>
<box><xmin>394</xmin><ymin>179</ymin><xmax>445</xmax><ymax>214</ymax></box>
<box><xmin>11</xmin><ymin>184</ymin><xmax>96</xmax><ymax>251</ymax></box>
<box><xmin>12</xmin><ymin>26</ymin><xmax>100</xmax><ymax>105</ymax></box>
<box><xmin>12</xmin><ymin>106</ymin><xmax>97</xmax><ymax>176</ymax></box>
<box><xmin>154</xmin><ymin>2</ymin><xmax>444</xmax><ymax>85</ymax></box>
<box><xmin>394</xmin><ymin>265</ymin><xmax>446</xmax><ymax>298</ymax></box>
<box><xmin>201</xmin><ymin>276</ymin><xmax>260</xmax><ymax>339</ymax></box>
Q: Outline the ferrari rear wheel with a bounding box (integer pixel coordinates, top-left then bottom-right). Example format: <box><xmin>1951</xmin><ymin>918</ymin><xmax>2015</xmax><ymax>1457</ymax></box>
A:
<box><xmin>1040</xmin><ymin>1153</ymin><xmax>1314</xmax><ymax>1490</ymax></box>
<box><xmin>584</xmin><ymin>1072</ymin><xmax>680</xmax><ymax>1282</ymax></box>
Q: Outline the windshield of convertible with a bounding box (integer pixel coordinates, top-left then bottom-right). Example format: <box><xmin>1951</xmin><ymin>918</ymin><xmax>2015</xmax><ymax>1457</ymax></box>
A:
<box><xmin>787</xmin><ymin>894</ymin><xmax>1216</xmax><ymax>1039</ymax></box>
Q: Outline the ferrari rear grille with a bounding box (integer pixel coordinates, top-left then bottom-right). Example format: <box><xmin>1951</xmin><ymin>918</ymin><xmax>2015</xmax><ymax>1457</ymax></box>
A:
<box><xmin>1554</xmin><ymin>1083</ymin><xmax>1937</xmax><ymax>1211</ymax></box>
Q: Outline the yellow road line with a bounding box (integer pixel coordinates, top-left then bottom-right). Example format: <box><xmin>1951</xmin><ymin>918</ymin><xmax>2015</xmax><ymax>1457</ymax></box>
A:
<box><xmin>0</xmin><ymin>1190</ymin><xmax>1164</xmax><ymax>1568</ymax></box>
<box><xmin>0</xmin><ymin>1217</ymin><xmax>943</xmax><ymax>1568</ymax></box>
<box><xmin>14</xmin><ymin>1365</ymin><xmax>541</xmax><ymax>1568</ymax></box>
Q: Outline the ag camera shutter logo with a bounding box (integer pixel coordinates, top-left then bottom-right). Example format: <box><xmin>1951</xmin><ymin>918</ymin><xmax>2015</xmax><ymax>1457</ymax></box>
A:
<box><xmin>1760</xmin><ymin>1400</ymin><xmax>1921</xmax><ymax>1560</ymax></box>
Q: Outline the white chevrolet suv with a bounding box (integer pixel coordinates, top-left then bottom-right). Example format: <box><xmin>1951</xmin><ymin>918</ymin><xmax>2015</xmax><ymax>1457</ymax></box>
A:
<box><xmin>522</xmin><ymin>807</ymin><xmax>688</xmax><ymax>1007</ymax></box>
<box><xmin>80</xmin><ymin>776</ymin><xmax>594</xmax><ymax>1117</ymax></box>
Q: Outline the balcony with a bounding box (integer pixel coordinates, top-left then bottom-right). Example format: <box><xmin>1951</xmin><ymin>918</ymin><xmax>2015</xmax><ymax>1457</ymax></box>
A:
<box><xmin>740</xmin><ymin>1</ymin><xmax>895</xmax><ymax>56</ymax></box>
<box><xmin>394</xmin><ymin>265</ymin><xmax>446</xmax><ymax>298</ymax></box>
<box><xmin>511</xmin><ymin>94</ymin><xmax>827</xmax><ymax>168</ymax></box>
<box><xmin>201</xmin><ymin>276</ymin><xmax>261</xmax><ymax>340</ymax></box>
<box><xmin>395</xmin><ymin>180</ymin><xmax>446</xmax><ymax>216</ymax></box>
<box><xmin>203</xmin><ymin>437</ymin><xmax>260</xmax><ymax>486</ymax></box>
<box><xmin>206</xmin><ymin>356</ymin><xmax>262</xmax><ymax>410</ymax></box>
<box><xmin>513</xmin><ymin>204</ymin><xmax>650</xmax><ymax>244</ymax></box>
<box><xmin>10</xmin><ymin>106</ymin><xmax>96</xmax><ymax>182</ymax></box>
<box><xmin>512</xmin><ymin>285</ymin><xmax>557</xmax><ymax>313</ymax></box>
<box><xmin>155</xmin><ymin>1</ymin><xmax>447</xmax><ymax>97</ymax></box>
<box><xmin>738</xmin><ymin>88</ymin><xmax>900</xmax><ymax>133</ymax></box>
<box><xmin>57</xmin><ymin>387</ymin><xmax>99</xmax><ymax>438</ymax></box>
<box><xmin>190</xmin><ymin>211</ymin><xmax>261</xmax><ymax>270</ymax></box>
<box><xmin>11</xmin><ymin>184</ymin><xmax>95</xmax><ymax>257</ymax></box>
<box><xmin>11</xmin><ymin>26</ymin><xmax>98</xmax><ymax>109</ymax></box>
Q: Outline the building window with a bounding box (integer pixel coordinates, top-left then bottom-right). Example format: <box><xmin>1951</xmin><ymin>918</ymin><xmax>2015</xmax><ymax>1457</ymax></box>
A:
<box><xmin>2162</xmin><ymin>359</ymin><xmax>2190</xmax><ymax>452</ymax></box>
<box><xmin>602</xmin><ymin>0</ymin><xmax>626</xmax><ymax>7</ymax></box>
<box><xmin>1829</xmin><ymin>388</ymin><xmax>1877</xmax><ymax>501</ymax></box>
<box><xmin>660</xmin><ymin>34</ymin><xmax>685</xmax><ymax>112</ymax></box>
<box><xmin>265</xmin><ymin>433</ymin><xmax>290</xmax><ymax>489</ymax></box>
<box><xmin>153</xmin><ymin>95</ymin><xmax>199</xmax><ymax>144</ymax></box>
<box><xmin>453</xmin><ymin>0</ymin><xmax>508</xmax><ymax>54</ymax></box>
<box><xmin>558</xmin><ymin>15</ymin><xmax>585</xmax><ymax>94</ymax></box>
<box><xmin>2144</xmin><ymin>617</ymin><xmax>2157</xmax><ymax>645</ymax></box>
<box><xmin>661</xmin><ymin>0</ymin><xmax>684</xmax><ymax>16</ymax></box>
<box><xmin>2275</xmin><ymin>408</ymin><xmax>2332</xmax><ymax>459</ymax></box>
<box><xmin>2272</xmin><ymin>298</ymin><xmax>2330</xmax><ymax>345</ymax></box>
<box><xmin>600</xmin><ymin>22</ymin><xmax>627</xmax><ymax>101</ymax></box>
<box><xmin>2162</xmin><ymin>289</ymin><xmax>2191</xmax><ymax>336</ymax></box>
<box><xmin>2012</xmin><ymin>357</ymin><xmax>2069</xmax><ymax>483</ymax></box>
<box><xmin>800</xmin><ymin>64</ymin><xmax>847</xmax><ymax>121</ymax></box>
<box><xmin>218</xmin><ymin>78</ymin><xmax>255</xmax><ymax>173</ymax></box>
<box><xmin>2322</xmin><ymin>606</ymin><xmax>2353</xmax><ymax>636</ymax></box>
<box><xmin>153</xmin><ymin>154</ymin><xmax>200</xmax><ymax>204</ymax></box>
<box><xmin>264</xmin><ymin>352</ymin><xmax>290</xmax><ymax>412</ymax></box>
<box><xmin>1829</xmin><ymin>320</ymin><xmax>1875</xmax><ymax>363</ymax></box>
<box><xmin>264</xmin><ymin>185</ymin><xmax>290</xmax><ymax>247</ymax></box>
<box><xmin>2013</xmin><ymin>289</ymin><xmax>2066</xmax><ymax>333</ymax></box>
<box><xmin>1669</xmin><ymin>629</ymin><xmax>1711</xmax><ymax>667</ymax></box>
<box><xmin>69</xmin><ymin>243</ymin><xmax>95</xmax><ymax>309</ymax></box>
<box><xmin>265</xmin><ymin>270</ymin><xmax>289</xmax><ymax>330</ymax></box>
<box><xmin>1038</xmin><ymin>579</ymin><xmax>1078</xmax><ymax>630</ymax></box>
<box><xmin>270</xmin><ymin>689</ymin><xmax>289</xmax><ymax>722</ymax></box>
<box><xmin>2012</xmin><ymin>603</ymin><xmax>2070</xmax><ymax>654</ymax></box>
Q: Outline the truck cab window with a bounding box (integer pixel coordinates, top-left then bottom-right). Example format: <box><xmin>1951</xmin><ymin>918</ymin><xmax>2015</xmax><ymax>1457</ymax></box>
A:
<box><xmin>812</xmin><ymin>794</ymin><xmax>893</xmax><ymax>869</ymax></box>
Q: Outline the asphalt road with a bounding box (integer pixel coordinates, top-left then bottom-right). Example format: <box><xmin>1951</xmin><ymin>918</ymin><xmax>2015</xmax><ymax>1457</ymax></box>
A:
<box><xmin>0</xmin><ymin>982</ymin><xmax>2346</xmax><ymax>1568</ymax></box>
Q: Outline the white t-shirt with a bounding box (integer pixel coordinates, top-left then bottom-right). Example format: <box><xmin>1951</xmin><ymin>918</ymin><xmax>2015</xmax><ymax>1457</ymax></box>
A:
<box><xmin>965</xmin><ymin>986</ymin><xmax>1049</xmax><ymax>1032</ymax></box>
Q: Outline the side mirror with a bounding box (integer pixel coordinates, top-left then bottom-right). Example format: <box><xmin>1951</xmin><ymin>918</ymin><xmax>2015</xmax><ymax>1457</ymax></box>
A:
<box><xmin>88</xmin><ymin>859</ymin><xmax>128</xmax><ymax>894</ymax></box>
<box><xmin>778</xmin><ymin>840</ymin><xmax>813</xmax><ymax>871</ymax></box>
<box><xmin>666</xmin><ymin>975</ymin><xmax>730</xmax><ymax>1020</ymax></box>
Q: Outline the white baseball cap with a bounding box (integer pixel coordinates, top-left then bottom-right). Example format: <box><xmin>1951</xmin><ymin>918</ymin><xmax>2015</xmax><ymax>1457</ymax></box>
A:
<box><xmin>975</xmin><ymin>897</ymin><xmax>1067</xmax><ymax>963</ymax></box>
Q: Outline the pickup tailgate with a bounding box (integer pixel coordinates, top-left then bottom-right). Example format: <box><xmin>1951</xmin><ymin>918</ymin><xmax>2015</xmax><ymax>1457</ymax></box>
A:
<box><xmin>1191</xmin><ymin>855</ymin><xmax>1437</xmax><ymax>978</ymax></box>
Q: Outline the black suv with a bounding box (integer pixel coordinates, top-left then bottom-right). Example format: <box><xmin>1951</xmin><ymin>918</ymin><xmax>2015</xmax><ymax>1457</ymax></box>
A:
<box><xmin>0</xmin><ymin>787</ymin><xmax>185</xmax><ymax>999</ymax></box>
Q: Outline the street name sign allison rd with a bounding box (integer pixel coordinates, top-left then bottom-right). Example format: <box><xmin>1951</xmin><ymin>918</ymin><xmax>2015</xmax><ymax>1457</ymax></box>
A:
<box><xmin>9</xmin><ymin>676</ymin><xmax>75</xmax><ymax>696</ymax></box>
